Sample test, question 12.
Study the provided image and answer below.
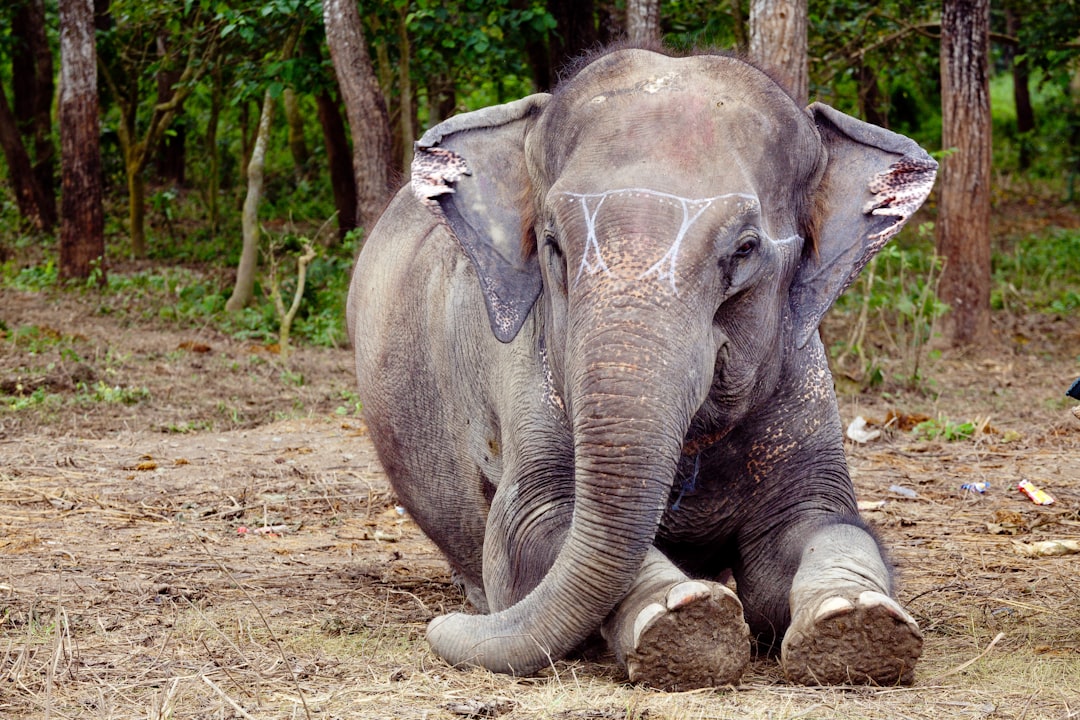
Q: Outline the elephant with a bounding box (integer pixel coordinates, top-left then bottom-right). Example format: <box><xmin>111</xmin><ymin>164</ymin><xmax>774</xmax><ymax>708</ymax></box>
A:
<box><xmin>347</xmin><ymin>45</ymin><xmax>936</xmax><ymax>690</ymax></box>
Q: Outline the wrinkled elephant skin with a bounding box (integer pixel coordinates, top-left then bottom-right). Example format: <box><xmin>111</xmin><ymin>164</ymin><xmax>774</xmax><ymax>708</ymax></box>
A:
<box><xmin>348</xmin><ymin>47</ymin><xmax>936</xmax><ymax>689</ymax></box>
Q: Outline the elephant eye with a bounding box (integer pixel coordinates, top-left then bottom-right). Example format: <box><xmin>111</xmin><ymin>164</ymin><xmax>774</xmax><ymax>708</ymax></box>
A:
<box><xmin>733</xmin><ymin>234</ymin><xmax>758</xmax><ymax>259</ymax></box>
<box><xmin>543</xmin><ymin>230</ymin><xmax>568</xmax><ymax>290</ymax></box>
<box><xmin>544</xmin><ymin>231</ymin><xmax>564</xmax><ymax>259</ymax></box>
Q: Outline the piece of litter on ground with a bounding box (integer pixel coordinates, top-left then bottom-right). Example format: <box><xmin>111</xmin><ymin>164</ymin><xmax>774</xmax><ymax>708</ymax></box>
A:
<box><xmin>252</xmin><ymin>524</ymin><xmax>289</xmax><ymax>534</ymax></box>
<box><xmin>1012</xmin><ymin>539</ymin><xmax>1080</xmax><ymax>557</ymax></box>
<box><xmin>237</xmin><ymin>524</ymin><xmax>289</xmax><ymax>535</ymax></box>
<box><xmin>1017</xmin><ymin>479</ymin><xmax>1055</xmax><ymax>505</ymax></box>
<box><xmin>857</xmin><ymin>499</ymin><xmax>887</xmax><ymax>511</ymax></box>
<box><xmin>845</xmin><ymin>416</ymin><xmax>880</xmax><ymax>443</ymax></box>
<box><xmin>888</xmin><ymin>484</ymin><xmax>918</xmax><ymax>499</ymax></box>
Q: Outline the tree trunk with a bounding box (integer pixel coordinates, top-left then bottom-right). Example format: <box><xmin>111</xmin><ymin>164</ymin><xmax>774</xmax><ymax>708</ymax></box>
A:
<box><xmin>858</xmin><ymin>61</ymin><xmax>888</xmax><ymax>128</ymax></box>
<box><xmin>1005</xmin><ymin>7</ymin><xmax>1034</xmax><ymax>170</ymax></box>
<box><xmin>226</xmin><ymin>89</ymin><xmax>274</xmax><ymax>313</ymax></box>
<box><xmin>426</xmin><ymin>71</ymin><xmax>457</xmax><ymax>126</ymax></box>
<box><xmin>626</xmin><ymin>0</ymin><xmax>660</xmax><ymax>44</ymax></box>
<box><xmin>125</xmin><ymin>153</ymin><xmax>148</xmax><ymax>256</ymax></box>
<box><xmin>204</xmin><ymin>63</ymin><xmax>223</xmax><ymax>232</ymax></box>
<box><xmin>315</xmin><ymin>89</ymin><xmax>358</xmax><ymax>239</ymax></box>
<box><xmin>937</xmin><ymin>0</ymin><xmax>992</xmax><ymax>347</ymax></box>
<box><xmin>549</xmin><ymin>0</ymin><xmax>598</xmax><ymax>82</ymax></box>
<box><xmin>749</xmin><ymin>0</ymin><xmax>808</xmax><ymax>106</ymax></box>
<box><xmin>12</xmin><ymin>0</ymin><xmax>57</xmax><ymax>230</ymax></box>
<box><xmin>154</xmin><ymin>121</ymin><xmax>186</xmax><ymax>184</ymax></box>
<box><xmin>153</xmin><ymin>43</ymin><xmax>186</xmax><ymax>184</ymax></box>
<box><xmin>730</xmin><ymin>0</ymin><xmax>748</xmax><ymax>53</ymax></box>
<box><xmin>322</xmin><ymin>0</ymin><xmax>392</xmax><ymax>231</ymax></box>
<box><xmin>58</xmin><ymin>0</ymin><xmax>105</xmax><ymax>282</ymax></box>
<box><xmin>283</xmin><ymin>87</ymin><xmax>310</xmax><ymax>176</ymax></box>
<box><xmin>370</xmin><ymin>25</ymin><xmax>403</xmax><ymax>177</ymax></box>
<box><xmin>396</xmin><ymin>7</ymin><xmax>415</xmax><ymax>172</ymax></box>
<box><xmin>0</xmin><ymin>85</ymin><xmax>51</xmax><ymax>231</ymax></box>
<box><xmin>97</xmin><ymin>21</ymin><xmax>213</xmax><ymax>256</ymax></box>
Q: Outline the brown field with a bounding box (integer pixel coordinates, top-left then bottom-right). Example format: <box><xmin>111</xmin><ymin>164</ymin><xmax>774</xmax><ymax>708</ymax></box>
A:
<box><xmin>2</xmin><ymin>275</ymin><xmax>1079</xmax><ymax>719</ymax></box>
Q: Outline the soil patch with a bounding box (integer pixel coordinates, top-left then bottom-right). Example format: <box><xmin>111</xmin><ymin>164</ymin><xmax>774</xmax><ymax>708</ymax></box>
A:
<box><xmin>2</xmin><ymin>285</ymin><xmax>1079</xmax><ymax>719</ymax></box>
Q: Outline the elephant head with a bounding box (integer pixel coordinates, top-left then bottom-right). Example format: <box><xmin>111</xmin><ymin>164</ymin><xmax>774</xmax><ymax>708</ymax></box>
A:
<box><xmin>411</xmin><ymin>48</ymin><xmax>936</xmax><ymax>674</ymax></box>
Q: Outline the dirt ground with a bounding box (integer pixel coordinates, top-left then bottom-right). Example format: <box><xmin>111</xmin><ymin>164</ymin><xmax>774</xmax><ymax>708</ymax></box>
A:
<box><xmin>1</xmin><ymin>278</ymin><xmax>1079</xmax><ymax>720</ymax></box>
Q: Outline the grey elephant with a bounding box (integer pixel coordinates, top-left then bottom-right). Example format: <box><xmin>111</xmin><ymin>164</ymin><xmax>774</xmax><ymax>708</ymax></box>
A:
<box><xmin>348</xmin><ymin>46</ymin><xmax>936</xmax><ymax>689</ymax></box>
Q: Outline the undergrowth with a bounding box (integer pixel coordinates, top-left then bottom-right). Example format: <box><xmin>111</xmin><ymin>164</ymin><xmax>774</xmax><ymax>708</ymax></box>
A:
<box><xmin>0</xmin><ymin>224</ymin><xmax>360</xmax><ymax>350</ymax></box>
<box><xmin>1</xmin><ymin>196</ymin><xmax>1078</xmax><ymax>367</ymax></box>
<box><xmin>831</xmin><ymin>223</ymin><xmax>1080</xmax><ymax>393</ymax></box>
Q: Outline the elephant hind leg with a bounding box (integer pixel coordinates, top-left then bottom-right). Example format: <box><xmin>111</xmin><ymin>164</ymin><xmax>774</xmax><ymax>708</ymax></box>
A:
<box><xmin>602</xmin><ymin>548</ymin><xmax>750</xmax><ymax>690</ymax></box>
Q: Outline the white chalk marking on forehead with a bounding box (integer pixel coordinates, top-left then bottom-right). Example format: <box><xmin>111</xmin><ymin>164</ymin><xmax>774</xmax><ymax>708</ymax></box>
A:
<box><xmin>560</xmin><ymin>188</ymin><xmax>758</xmax><ymax>292</ymax></box>
<box><xmin>570</xmin><ymin>193</ymin><xmax>613</xmax><ymax>283</ymax></box>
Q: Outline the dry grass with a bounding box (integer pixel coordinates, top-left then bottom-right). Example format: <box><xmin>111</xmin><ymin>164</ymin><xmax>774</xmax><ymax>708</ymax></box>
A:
<box><xmin>2</xmin><ymin>288</ymin><xmax>1080</xmax><ymax>719</ymax></box>
<box><xmin>2</xmin><ymin>407</ymin><xmax>1078</xmax><ymax>720</ymax></box>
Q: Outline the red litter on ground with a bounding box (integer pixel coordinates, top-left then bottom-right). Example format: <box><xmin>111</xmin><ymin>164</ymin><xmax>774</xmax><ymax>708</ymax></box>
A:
<box><xmin>1017</xmin><ymin>479</ymin><xmax>1055</xmax><ymax>505</ymax></box>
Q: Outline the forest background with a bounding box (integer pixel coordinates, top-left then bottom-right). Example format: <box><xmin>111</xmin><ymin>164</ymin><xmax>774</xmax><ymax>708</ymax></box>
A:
<box><xmin>2</xmin><ymin>4</ymin><xmax>1080</xmax><ymax>719</ymax></box>
<box><xmin>0</xmin><ymin>0</ymin><xmax>1079</xmax><ymax>387</ymax></box>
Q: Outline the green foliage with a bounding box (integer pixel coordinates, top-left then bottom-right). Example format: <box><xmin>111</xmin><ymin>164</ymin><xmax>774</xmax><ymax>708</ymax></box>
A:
<box><xmin>662</xmin><ymin>0</ymin><xmax>745</xmax><ymax>50</ymax></box>
<box><xmin>334</xmin><ymin>389</ymin><xmax>362</xmax><ymax>417</ymax></box>
<box><xmin>913</xmin><ymin>415</ymin><xmax>978</xmax><ymax>442</ymax></box>
<box><xmin>809</xmin><ymin>1</ymin><xmax>943</xmax><ymax>146</ymax></box>
<box><xmin>832</xmin><ymin>226</ymin><xmax>949</xmax><ymax>391</ymax></box>
<box><xmin>1</xmin><ymin>233</ymin><xmax>353</xmax><ymax>350</ymax></box>
<box><xmin>6</xmin><ymin>324</ymin><xmax>68</xmax><ymax>354</ymax></box>
<box><xmin>165</xmin><ymin>419</ymin><xmax>214</xmax><ymax>434</ymax></box>
<box><xmin>75</xmin><ymin>381</ymin><xmax>151</xmax><ymax>405</ymax></box>
<box><xmin>2</xmin><ymin>385</ymin><xmax>61</xmax><ymax>412</ymax></box>
<box><xmin>990</xmin><ymin>69</ymin><xmax>1080</xmax><ymax>181</ymax></box>
<box><xmin>992</xmin><ymin>229</ymin><xmax>1080</xmax><ymax>314</ymax></box>
<box><xmin>2</xmin><ymin>0</ymin><xmax>1080</xmax><ymax>369</ymax></box>
<box><xmin>2</xmin><ymin>258</ymin><xmax>58</xmax><ymax>292</ymax></box>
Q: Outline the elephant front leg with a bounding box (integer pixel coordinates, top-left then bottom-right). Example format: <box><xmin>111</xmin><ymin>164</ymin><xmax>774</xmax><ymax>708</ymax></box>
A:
<box><xmin>780</xmin><ymin>522</ymin><xmax>923</xmax><ymax>685</ymax></box>
<box><xmin>601</xmin><ymin>548</ymin><xmax>750</xmax><ymax>690</ymax></box>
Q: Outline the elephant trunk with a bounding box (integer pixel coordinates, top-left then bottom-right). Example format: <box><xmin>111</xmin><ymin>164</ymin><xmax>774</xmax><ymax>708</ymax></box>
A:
<box><xmin>428</xmin><ymin>306</ymin><xmax>712</xmax><ymax>674</ymax></box>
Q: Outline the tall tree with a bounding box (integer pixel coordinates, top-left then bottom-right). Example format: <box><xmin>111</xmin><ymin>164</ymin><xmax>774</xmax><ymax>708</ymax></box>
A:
<box><xmin>323</xmin><ymin>0</ymin><xmax>392</xmax><ymax>230</ymax></box>
<box><xmin>749</xmin><ymin>0</ymin><xmax>808</xmax><ymax>105</ymax></box>
<box><xmin>316</xmin><ymin>88</ymin><xmax>358</xmax><ymax>239</ymax></box>
<box><xmin>226</xmin><ymin>89</ymin><xmax>274</xmax><ymax>312</ymax></box>
<box><xmin>627</xmin><ymin>0</ymin><xmax>660</xmax><ymax>43</ymax></box>
<box><xmin>937</xmin><ymin>0</ymin><xmax>992</xmax><ymax>346</ymax></box>
<box><xmin>12</xmin><ymin>0</ymin><xmax>57</xmax><ymax>229</ymax></box>
<box><xmin>0</xmin><ymin>85</ymin><xmax>52</xmax><ymax>231</ymax></box>
<box><xmin>1004</xmin><ymin>5</ymin><xmax>1035</xmax><ymax>170</ymax></box>
<box><xmin>283</xmin><ymin>87</ymin><xmax>310</xmax><ymax>176</ymax></box>
<box><xmin>519</xmin><ymin>0</ymin><xmax>599</xmax><ymax>91</ymax></box>
<box><xmin>153</xmin><ymin>37</ymin><xmax>187</xmax><ymax>185</ymax></box>
<box><xmin>96</xmin><ymin>0</ymin><xmax>218</xmax><ymax>256</ymax></box>
<box><xmin>58</xmin><ymin>0</ymin><xmax>105</xmax><ymax>281</ymax></box>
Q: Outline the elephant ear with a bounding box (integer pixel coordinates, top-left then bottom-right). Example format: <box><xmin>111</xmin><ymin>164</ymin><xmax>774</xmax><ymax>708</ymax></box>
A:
<box><xmin>790</xmin><ymin>103</ymin><xmax>938</xmax><ymax>348</ymax></box>
<box><xmin>412</xmin><ymin>93</ymin><xmax>551</xmax><ymax>343</ymax></box>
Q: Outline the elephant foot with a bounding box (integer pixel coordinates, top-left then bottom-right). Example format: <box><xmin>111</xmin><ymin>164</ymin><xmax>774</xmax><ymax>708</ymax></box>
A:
<box><xmin>625</xmin><ymin>580</ymin><xmax>750</xmax><ymax>691</ymax></box>
<box><xmin>781</xmin><ymin>590</ymin><xmax>923</xmax><ymax>686</ymax></box>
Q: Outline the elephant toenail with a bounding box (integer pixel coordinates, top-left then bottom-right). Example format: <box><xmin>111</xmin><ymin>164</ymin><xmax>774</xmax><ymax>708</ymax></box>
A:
<box><xmin>665</xmin><ymin>581</ymin><xmax>712</xmax><ymax>610</ymax></box>
<box><xmin>858</xmin><ymin>591</ymin><xmax>917</xmax><ymax>625</ymax></box>
<box><xmin>813</xmin><ymin>596</ymin><xmax>855</xmax><ymax>622</ymax></box>
<box><xmin>633</xmin><ymin>603</ymin><xmax>667</xmax><ymax>648</ymax></box>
